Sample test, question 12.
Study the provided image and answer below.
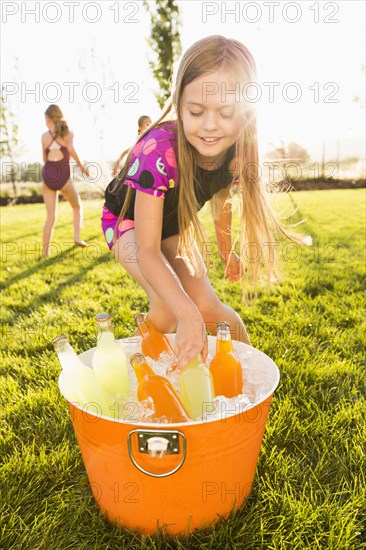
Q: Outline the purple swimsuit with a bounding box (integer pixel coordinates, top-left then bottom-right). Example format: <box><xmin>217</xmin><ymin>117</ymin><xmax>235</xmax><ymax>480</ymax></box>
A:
<box><xmin>42</xmin><ymin>132</ymin><xmax>71</xmax><ymax>191</ymax></box>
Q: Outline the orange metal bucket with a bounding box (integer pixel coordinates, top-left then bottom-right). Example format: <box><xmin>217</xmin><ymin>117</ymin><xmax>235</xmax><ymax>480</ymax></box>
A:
<box><xmin>59</xmin><ymin>335</ymin><xmax>280</xmax><ymax>536</ymax></box>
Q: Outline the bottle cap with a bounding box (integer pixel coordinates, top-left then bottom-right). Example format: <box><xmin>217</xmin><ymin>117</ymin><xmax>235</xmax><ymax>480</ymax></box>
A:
<box><xmin>130</xmin><ymin>352</ymin><xmax>145</xmax><ymax>366</ymax></box>
<box><xmin>95</xmin><ymin>312</ymin><xmax>111</xmax><ymax>322</ymax></box>
<box><xmin>52</xmin><ymin>334</ymin><xmax>67</xmax><ymax>345</ymax></box>
<box><xmin>134</xmin><ymin>313</ymin><xmax>146</xmax><ymax>323</ymax></box>
<box><xmin>217</xmin><ymin>321</ymin><xmax>230</xmax><ymax>330</ymax></box>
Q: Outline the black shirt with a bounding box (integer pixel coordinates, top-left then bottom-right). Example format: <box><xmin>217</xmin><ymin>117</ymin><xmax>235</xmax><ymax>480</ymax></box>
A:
<box><xmin>104</xmin><ymin>128</ymin><xmax>236</xmax><ymax>239</ymax></box>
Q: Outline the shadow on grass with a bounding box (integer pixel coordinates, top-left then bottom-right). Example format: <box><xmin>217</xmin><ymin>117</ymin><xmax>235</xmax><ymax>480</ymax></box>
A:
<box><xmin>6</xmin><ymin>210</ymin><xmax>103</xmax><ymax>242</ymax></box>
<box><xmin>19</xmin><ymin>248</ymin><xmax>111</xmax><ymax>313</ymax></box>
<box><xmin>1</xmin><ymin>234</ymin><xmax>108</xmax><ymax>291</ymax></box>
<box><xmin>1</xmin><ymin>244</ymin><xmax>113</xmax><ymax>328</ymax></box>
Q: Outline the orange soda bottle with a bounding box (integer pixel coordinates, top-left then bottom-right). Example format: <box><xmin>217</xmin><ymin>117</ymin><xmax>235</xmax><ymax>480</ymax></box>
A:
<box><xmin>209</xmin><ymin>322</ymin><xmax>243</xmax><ymax>398</ymax></box>
<box><xmin>130</xmin><ymin>353</ymin><xmax>190</xmax><ymax>423</ymax></box>
<box><xmin>135</xmin><ymin>313</ymin><xmax>177</xmax><ymax>364</ymax></box>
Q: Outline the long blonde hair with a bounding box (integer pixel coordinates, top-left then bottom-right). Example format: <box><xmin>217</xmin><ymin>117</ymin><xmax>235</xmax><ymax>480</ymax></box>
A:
<box><xmin>45</xmin><ymin>104</ymin><xmax>70</xmax><ymax>138</ymax></box>
<box><xmin>113</xmin><ymin>36</ymin><xmax>307</xmax><ymax>292</ymax></box>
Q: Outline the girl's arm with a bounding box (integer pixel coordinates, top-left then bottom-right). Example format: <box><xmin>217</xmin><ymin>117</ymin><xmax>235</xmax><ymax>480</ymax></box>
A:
<box><xmin>41</xmin><ymin>134</ymin><xmax>48</xmax><ymax>163</ymax></box>
<box><xmin>112</xmin><ymin>148</ymin><xmax>129</xmax><ymax>177</ymax></box>
<box><xmin>134</xmin><ymin>190</ymin><xmax>208</xmax><ymax>370</ymax></box>
<box><xmin>66</xmin><ymin>132</ymin><xmax>90</xmax><ymax>176</ymax></box>
<box><xmin>212</xmin><ymin>188</ymin><xmax>243</xmax><ymax>282</ymax></box>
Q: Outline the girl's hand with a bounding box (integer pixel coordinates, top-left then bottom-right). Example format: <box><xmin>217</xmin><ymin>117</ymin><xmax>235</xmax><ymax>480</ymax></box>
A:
<box><xmin>82</xmin><ymin>166</ymin><xmax>90</xmax><ymax>177</ymax></box>
<box><xmin>174</xmin><ymin>315</ymin><xmax>208</xmax><ymax>373</ymax></box>
<box><xmin>224</xmin><ymin>252</ymin><xmax>243</xmax><ymax>282</ymax></box>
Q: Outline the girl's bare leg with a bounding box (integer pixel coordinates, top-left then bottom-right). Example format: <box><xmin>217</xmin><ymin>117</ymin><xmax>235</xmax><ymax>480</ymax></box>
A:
<box><xmin>60</xmin><ymin>180</ymin><xmax>86</xmax><ymax>244</ymax></box>
<box><xmin>42</xmin><ymin>183</ymin><xmax>58</xmax><ymax>258</ymax></box>
<box><xmin>112</xmin><ymin>230</ymin><xmax>178</xmax><ymax>333</ymax></box>
<box><xmin>161</xmin><ymin>235</ymin><xmax>251</xmax><ymax>344</ymax></box>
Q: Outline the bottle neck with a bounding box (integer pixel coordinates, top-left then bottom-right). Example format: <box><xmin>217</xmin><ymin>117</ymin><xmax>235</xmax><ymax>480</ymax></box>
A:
<box><xmin>96</xmin><ymin>319</ymin><xmax>115</xmax><ymax>348</ymax></box>
<box><xmin>97</xmin><ymin>328</ymin><xmax>115</xmax><ymax>348</ymax></box>
<box><xmin>54</xmin><ymin>339</ymin><xmax>82</xmax><ymax>370</ymax></box>
<box><xmin>136</xmin><ymin>315</ymin><xmax>154</xmax><ymax>337</ymax></box>
<box><xmin>183</xmin><ymin>356</ymin><xmax>201</xmax><ymax>370</ymax></box>
<box><xmin>132</xmin><ymin>361</ymin><xmax>154</xmax><ymax>382</ymax></box>
<box><xmin>216</xmin><ymin>324</ymin><xmax>233</xmax><ymax>353</ymax></box>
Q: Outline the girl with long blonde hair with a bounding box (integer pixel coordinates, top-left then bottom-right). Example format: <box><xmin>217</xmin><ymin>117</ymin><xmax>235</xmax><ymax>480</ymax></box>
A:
<box><xmin>41</xmin><ymin>104</ymin><xmax>90</xmax><ymax>257</ymax></box>
<box><xmin>101</xmin><ymin>35</ymin><xmax>307</xmax><ymax>370</ymax></box>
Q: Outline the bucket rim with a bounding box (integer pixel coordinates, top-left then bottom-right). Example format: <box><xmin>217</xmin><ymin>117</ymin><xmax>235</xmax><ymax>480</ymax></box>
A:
<box><xmin>58</xmin><ymin>336</ymin><xmax>280</xmax><ymax>426</ymax></box>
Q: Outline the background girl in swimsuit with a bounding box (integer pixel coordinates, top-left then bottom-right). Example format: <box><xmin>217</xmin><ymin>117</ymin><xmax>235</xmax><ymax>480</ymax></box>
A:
<box><xmin>41</xmin><ymin>104</ymin><xmax>90</xmax><ymax>258</ymax></box>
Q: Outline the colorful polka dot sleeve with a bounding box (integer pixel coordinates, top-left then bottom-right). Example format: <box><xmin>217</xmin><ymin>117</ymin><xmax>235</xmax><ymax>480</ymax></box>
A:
<box><xmin>123</xmin><ymin>124</ymin><xmax>177</xmax><ymax>198</ymax></box>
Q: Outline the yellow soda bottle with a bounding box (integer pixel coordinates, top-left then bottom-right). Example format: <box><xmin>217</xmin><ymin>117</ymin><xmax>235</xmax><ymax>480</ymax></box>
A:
<box><xmin>53</xmin><ymin>334</ymin><xmax>111</xmax><ymax>417</ymax></box>
<box><xmin>178</xmin><ymin>355</ymin><xmax>215</xmax><ymax>420</ymax></box>
<box><xmin>92</xmin><ymin>313</ymin><xmax>129</xmax><ymax>403</ymax></box>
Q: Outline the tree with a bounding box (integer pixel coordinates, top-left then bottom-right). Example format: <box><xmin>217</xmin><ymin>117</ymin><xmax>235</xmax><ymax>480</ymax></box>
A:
<box><xmin>265</xmin><ymin>141</ymin><xmax>311</xmax><ymax>184</ymax></box>
<box><xmin>0</xmin><ymin>94</ymin><xmax>19</xmax><ymax>196</ymax></box>
<box><xmin>143</xmin><ymin>0</ymin><xmax>182</xmax><ymax>108</ymax></box>
<box><xmin>287</xmin><ymin>142</ymin><xmax>310</xmax><ymax>164</ymax></box>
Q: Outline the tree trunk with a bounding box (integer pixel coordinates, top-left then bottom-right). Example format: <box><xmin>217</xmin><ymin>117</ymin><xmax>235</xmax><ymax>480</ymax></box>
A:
<box><xmin>10</xmin><ymin>166</ymin><xmax>18</xmax><ymax>197</ymax></box>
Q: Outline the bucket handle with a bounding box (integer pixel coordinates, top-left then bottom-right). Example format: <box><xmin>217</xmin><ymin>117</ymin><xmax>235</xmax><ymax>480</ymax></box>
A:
<box><xmin>127</xmin><ymin>429</ymin><xmax>187</xmax><ymax>478</ymax></box>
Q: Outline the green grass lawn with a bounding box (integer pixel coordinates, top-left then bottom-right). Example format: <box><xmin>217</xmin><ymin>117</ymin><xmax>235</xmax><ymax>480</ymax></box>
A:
<box><xmin>1</xmin><ymin>190</ymin><xmax>365</xmax><ymax>549</ymax></box>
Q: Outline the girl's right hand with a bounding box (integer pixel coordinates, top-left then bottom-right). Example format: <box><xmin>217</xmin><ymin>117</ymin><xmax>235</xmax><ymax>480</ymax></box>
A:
<box><xmin>174</xmin><ymin>315</ymin><xmax>208</xmax><ymax>373</ymax></box>
<box><xmin>82</xmin><ymin>166</ymin><xmax>90</xmax><ymax>177</ymax></box>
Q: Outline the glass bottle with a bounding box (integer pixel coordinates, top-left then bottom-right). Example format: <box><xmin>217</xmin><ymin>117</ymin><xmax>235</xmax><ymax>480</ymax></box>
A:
<box><xmin>135</xmin><ymin>313</ymin><xmax>177</xmax><ymax>365</ymax></box>
<box><xmin>92</xmin><ymin>313</ymin><xmax>129</xmax><ymax>403</ymax></box>
<box><xmin>53</xmin><ymin>334</ymin><xmax>111</xmax><ymax>416</ymax></box>
<box><xmin>209</xmin><ymin>322</ymin><xmax>243</xmax><ymax>398</ymax></box>
<box><xmin>178</xmin><ymin>355</ymin><xmax>215</xmax><ymax>421</ymax></box>
<box><xmin>130</xmin><ymin>353</ymin><xmax>190</xmax><ymax>423</ymax></box>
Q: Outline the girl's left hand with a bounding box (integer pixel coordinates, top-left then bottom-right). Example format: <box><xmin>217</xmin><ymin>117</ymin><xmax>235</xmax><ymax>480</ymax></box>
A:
<box><xmin>224</xmin><ymin>252</ymin><xmax>243</xmax><ymax>282</ymax></box>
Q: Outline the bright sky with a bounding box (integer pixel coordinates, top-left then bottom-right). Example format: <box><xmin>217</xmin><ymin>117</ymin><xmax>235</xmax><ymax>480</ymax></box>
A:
<box><xmin>2</xmin><ymin>0</ymin><xmax>365</xmax><ymax>166</ymax></box>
